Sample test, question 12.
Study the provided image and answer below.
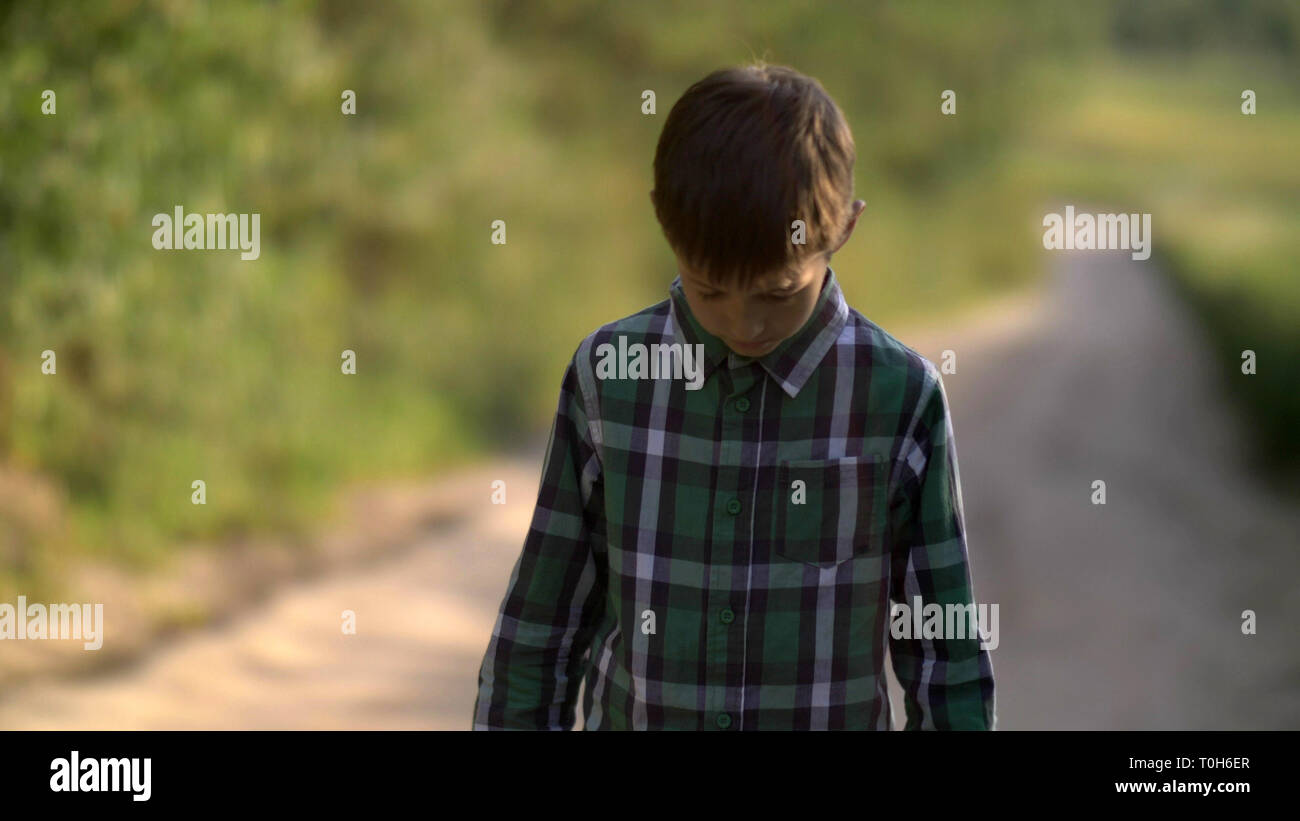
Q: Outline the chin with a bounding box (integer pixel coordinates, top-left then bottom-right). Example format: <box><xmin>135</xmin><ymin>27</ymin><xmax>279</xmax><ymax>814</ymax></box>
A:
<box><xmin>728</xmin><ymin>340</ymin><xmax>777</xmax><ymax>356</ymax></box>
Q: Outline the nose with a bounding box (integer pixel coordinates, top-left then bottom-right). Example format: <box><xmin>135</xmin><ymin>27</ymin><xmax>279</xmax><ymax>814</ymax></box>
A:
<box><xmin>722</xmin><ymin>302</ymin><xmax>765</xmax><ymax>342</ymax></box>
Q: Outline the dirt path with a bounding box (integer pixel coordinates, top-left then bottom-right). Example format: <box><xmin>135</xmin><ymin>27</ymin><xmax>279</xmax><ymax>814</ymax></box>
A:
<box><xmin>931</xmin><ymin>249</ymin><xmax>1300</xmax><ymax>729</ymax></box>
<box><xmin>2</xmin><ymin>249</ymin><xmax>1297</xmax><ymax>729</ymax></box>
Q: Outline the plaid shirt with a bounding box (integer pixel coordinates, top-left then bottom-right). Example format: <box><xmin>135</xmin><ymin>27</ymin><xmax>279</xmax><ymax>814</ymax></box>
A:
<box><xmin>474</xmin><ymin>267</ymin><xmax>996</xmax><ymax>730</ymax></box>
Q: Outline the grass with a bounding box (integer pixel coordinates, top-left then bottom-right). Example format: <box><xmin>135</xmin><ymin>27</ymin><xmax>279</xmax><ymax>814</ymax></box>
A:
<box><xmin>2</xmin><ymin>2</ymin><xmax>1297</xmax><ymax>601</ymax></box>
<box><xmin>1015</xmin><ymin>53</ymin><xmax>1300</xmax><ymax>475</ymax></box>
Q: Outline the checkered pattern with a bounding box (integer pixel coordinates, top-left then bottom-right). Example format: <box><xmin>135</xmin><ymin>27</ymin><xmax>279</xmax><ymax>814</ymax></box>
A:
<box><xmin>474</xmin><ymin>267</ymin><xmax>995</xmax><ymax>730</ymax></box>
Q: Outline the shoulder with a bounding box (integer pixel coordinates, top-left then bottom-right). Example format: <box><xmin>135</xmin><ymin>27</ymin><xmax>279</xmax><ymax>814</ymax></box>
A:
<box><xmin>843</xmin><ymin>311</ymin><xmax>954</xmax><ymax>506</ymax></box>
<box><xmin>569</xmin><ymin>297</ymin><xmax>674</xmax><ymax>372</ymax></box>
<box><xmin>557</xmin><ymin>297</ymin><xmax>674</xmax><ymax>424</ymax></box>
<box><xmin>842</xmin><ymin>307</ymin><xmax>944</xmax><ymax>408</ymax></box>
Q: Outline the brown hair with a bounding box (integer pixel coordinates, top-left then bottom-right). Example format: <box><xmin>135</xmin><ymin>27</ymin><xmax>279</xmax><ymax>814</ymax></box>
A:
<box><xmin>651</xmin><ymin>62</ymin><xmax>856</xmax><ymax>287</ymax></box>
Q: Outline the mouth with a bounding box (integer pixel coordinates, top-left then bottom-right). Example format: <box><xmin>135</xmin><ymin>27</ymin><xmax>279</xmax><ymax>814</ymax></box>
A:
<box><xmin>727</xmin><ymin>339</ymin><xmax>776</xmax><ymax>356</ymax></box>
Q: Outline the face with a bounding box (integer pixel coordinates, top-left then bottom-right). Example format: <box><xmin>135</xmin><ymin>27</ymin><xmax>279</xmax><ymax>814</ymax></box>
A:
<box><xmin>667</xmin><ymin>199</ymin><xmax>866</xmax><ymax>359</ymax></box>
<box><xmin>677</xmin><ymin>253</ymin><xmax>830</xmax><ymax>359</ymax></box>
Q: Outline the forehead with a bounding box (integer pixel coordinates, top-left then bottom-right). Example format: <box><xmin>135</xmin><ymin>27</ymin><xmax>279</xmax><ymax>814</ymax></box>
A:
<box><xmin>681</xmin><ymin>259</ymin><xmax>814</xmax><ymax>292</ymax></box>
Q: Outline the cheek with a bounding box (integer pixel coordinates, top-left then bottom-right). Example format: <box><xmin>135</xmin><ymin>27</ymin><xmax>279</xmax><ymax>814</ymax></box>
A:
<box><xmin>778</xmin><ymin>295</ymin><xmax>818</xmax><ymax>334</ymax></box>
<box><xmin>700</xmin><ymin>300</ymin><xmax>743</xmax><ymax>327</ymax></box>
<box><xmin>694</xmin><ymin>303</ymin><xmax>722</xmax><ymax>329</ymax></box>
<box><xmin>692</xmin><ymin>303</ymin><xmax>732</xmax><ymax>337</ymax></box>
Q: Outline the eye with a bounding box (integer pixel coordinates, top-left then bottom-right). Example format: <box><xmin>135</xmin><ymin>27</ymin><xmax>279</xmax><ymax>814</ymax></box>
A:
<box><xmin>764</xmin><ymin>291</ymin><xmax>796</xmax><ymax>302</ymax></box>
<box><xmin>699</xmin><ymin>290</ymin><xmax>724</xmax><ymax>300</ymax></box>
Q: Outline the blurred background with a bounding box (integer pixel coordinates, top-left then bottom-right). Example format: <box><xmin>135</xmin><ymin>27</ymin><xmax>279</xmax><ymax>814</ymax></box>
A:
<box><xmin>0</xmin><ymin>0</ymin><xmax>1297</xmax><ymax>728</ymax></box>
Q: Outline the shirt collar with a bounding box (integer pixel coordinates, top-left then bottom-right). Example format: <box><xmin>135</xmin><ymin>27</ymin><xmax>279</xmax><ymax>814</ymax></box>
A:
<box><xmin>668</xmin><ymin>265</ymin><xmax>849</xmax><ymax>398</ymax></box>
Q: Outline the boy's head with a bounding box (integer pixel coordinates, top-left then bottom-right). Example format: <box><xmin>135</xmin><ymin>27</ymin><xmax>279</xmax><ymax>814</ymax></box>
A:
<box><xmin>651</xmin><ymin>62</ymin><xmax>864</xmax><ymax>358</ymax></box>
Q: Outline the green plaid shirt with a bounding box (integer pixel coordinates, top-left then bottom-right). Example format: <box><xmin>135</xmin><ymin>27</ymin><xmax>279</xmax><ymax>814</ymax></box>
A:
<box><xmin>474</xmin><ymin>267</ymin><xmax>995</xmax><ymax>730</ymax></box>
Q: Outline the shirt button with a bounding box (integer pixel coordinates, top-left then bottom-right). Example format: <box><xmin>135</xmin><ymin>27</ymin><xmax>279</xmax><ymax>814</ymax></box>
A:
<box><xmin>734</xmin><ymin>396</ymin><xmax>750</xmax><ymax>413</ymax></box>
<box><xmin>725</xmin><ymin>498</ymin><xmax>742</xmax><ymax>516</ymax></box>
<box><xmin>720</xmin><ymin>608</ymin><xmax>735</xmax><ymax>624</ymax></box>
<box><xmin>716</xmin><ymin>712</ymin><xmax>732</xmax><ymax>729</ymax></box>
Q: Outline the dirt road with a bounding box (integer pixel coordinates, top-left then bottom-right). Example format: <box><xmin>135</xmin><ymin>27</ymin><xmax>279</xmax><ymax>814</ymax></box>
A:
<box><xmin>2</xmin><ymin>248</ymin><xmax>1297</xmax><ymax>729</ymax></box>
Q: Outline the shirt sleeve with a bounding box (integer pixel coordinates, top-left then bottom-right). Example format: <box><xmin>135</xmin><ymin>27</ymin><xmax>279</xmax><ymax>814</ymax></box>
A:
<box><xmin>887</xmin><ymin>364</ymin><xmax>996</xmax><ymax>730</ymax></box>
<box><xmin>472</xmin><ymin>352</ymin><xmax>607</xmax><ymax>730</ymax></box>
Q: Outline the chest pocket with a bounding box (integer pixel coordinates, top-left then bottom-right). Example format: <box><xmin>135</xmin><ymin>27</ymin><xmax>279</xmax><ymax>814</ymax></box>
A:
<box><xmin>772</xmin><ymin>456</ymin><xmax>890</xmax><ymax>568</ymax></box>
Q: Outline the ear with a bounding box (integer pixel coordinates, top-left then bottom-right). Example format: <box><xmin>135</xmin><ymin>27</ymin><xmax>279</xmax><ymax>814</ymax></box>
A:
<box><xmin>829</xmin><ymin>199</ymin><xmax>866</xmax><ymax>254</ymax></box>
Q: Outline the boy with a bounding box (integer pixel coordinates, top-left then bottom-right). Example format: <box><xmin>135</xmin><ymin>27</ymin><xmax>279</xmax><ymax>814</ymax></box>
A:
<box><xmin>473</xmin><ymin>62</ymin><xmax>995</xmax><ymax>730</ymax></box>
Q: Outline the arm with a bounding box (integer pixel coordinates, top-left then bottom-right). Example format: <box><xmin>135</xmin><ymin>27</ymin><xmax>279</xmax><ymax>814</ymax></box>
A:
<box><xmin>472</xmin><ymin>354</ymin><xmax>607</xmax><ymax>730</ymax></box>
<box><xmin>887</xmin><ymin>364</ymin><xmax>996</xmax><ymax>730</ymax></box>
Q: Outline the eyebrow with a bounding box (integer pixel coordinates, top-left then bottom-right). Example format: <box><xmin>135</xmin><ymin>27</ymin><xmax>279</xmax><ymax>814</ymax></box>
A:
<box><xmin>686</xmin><ymin>270</ymin><xmax>800</xmax><ymax>294</ymax></box>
